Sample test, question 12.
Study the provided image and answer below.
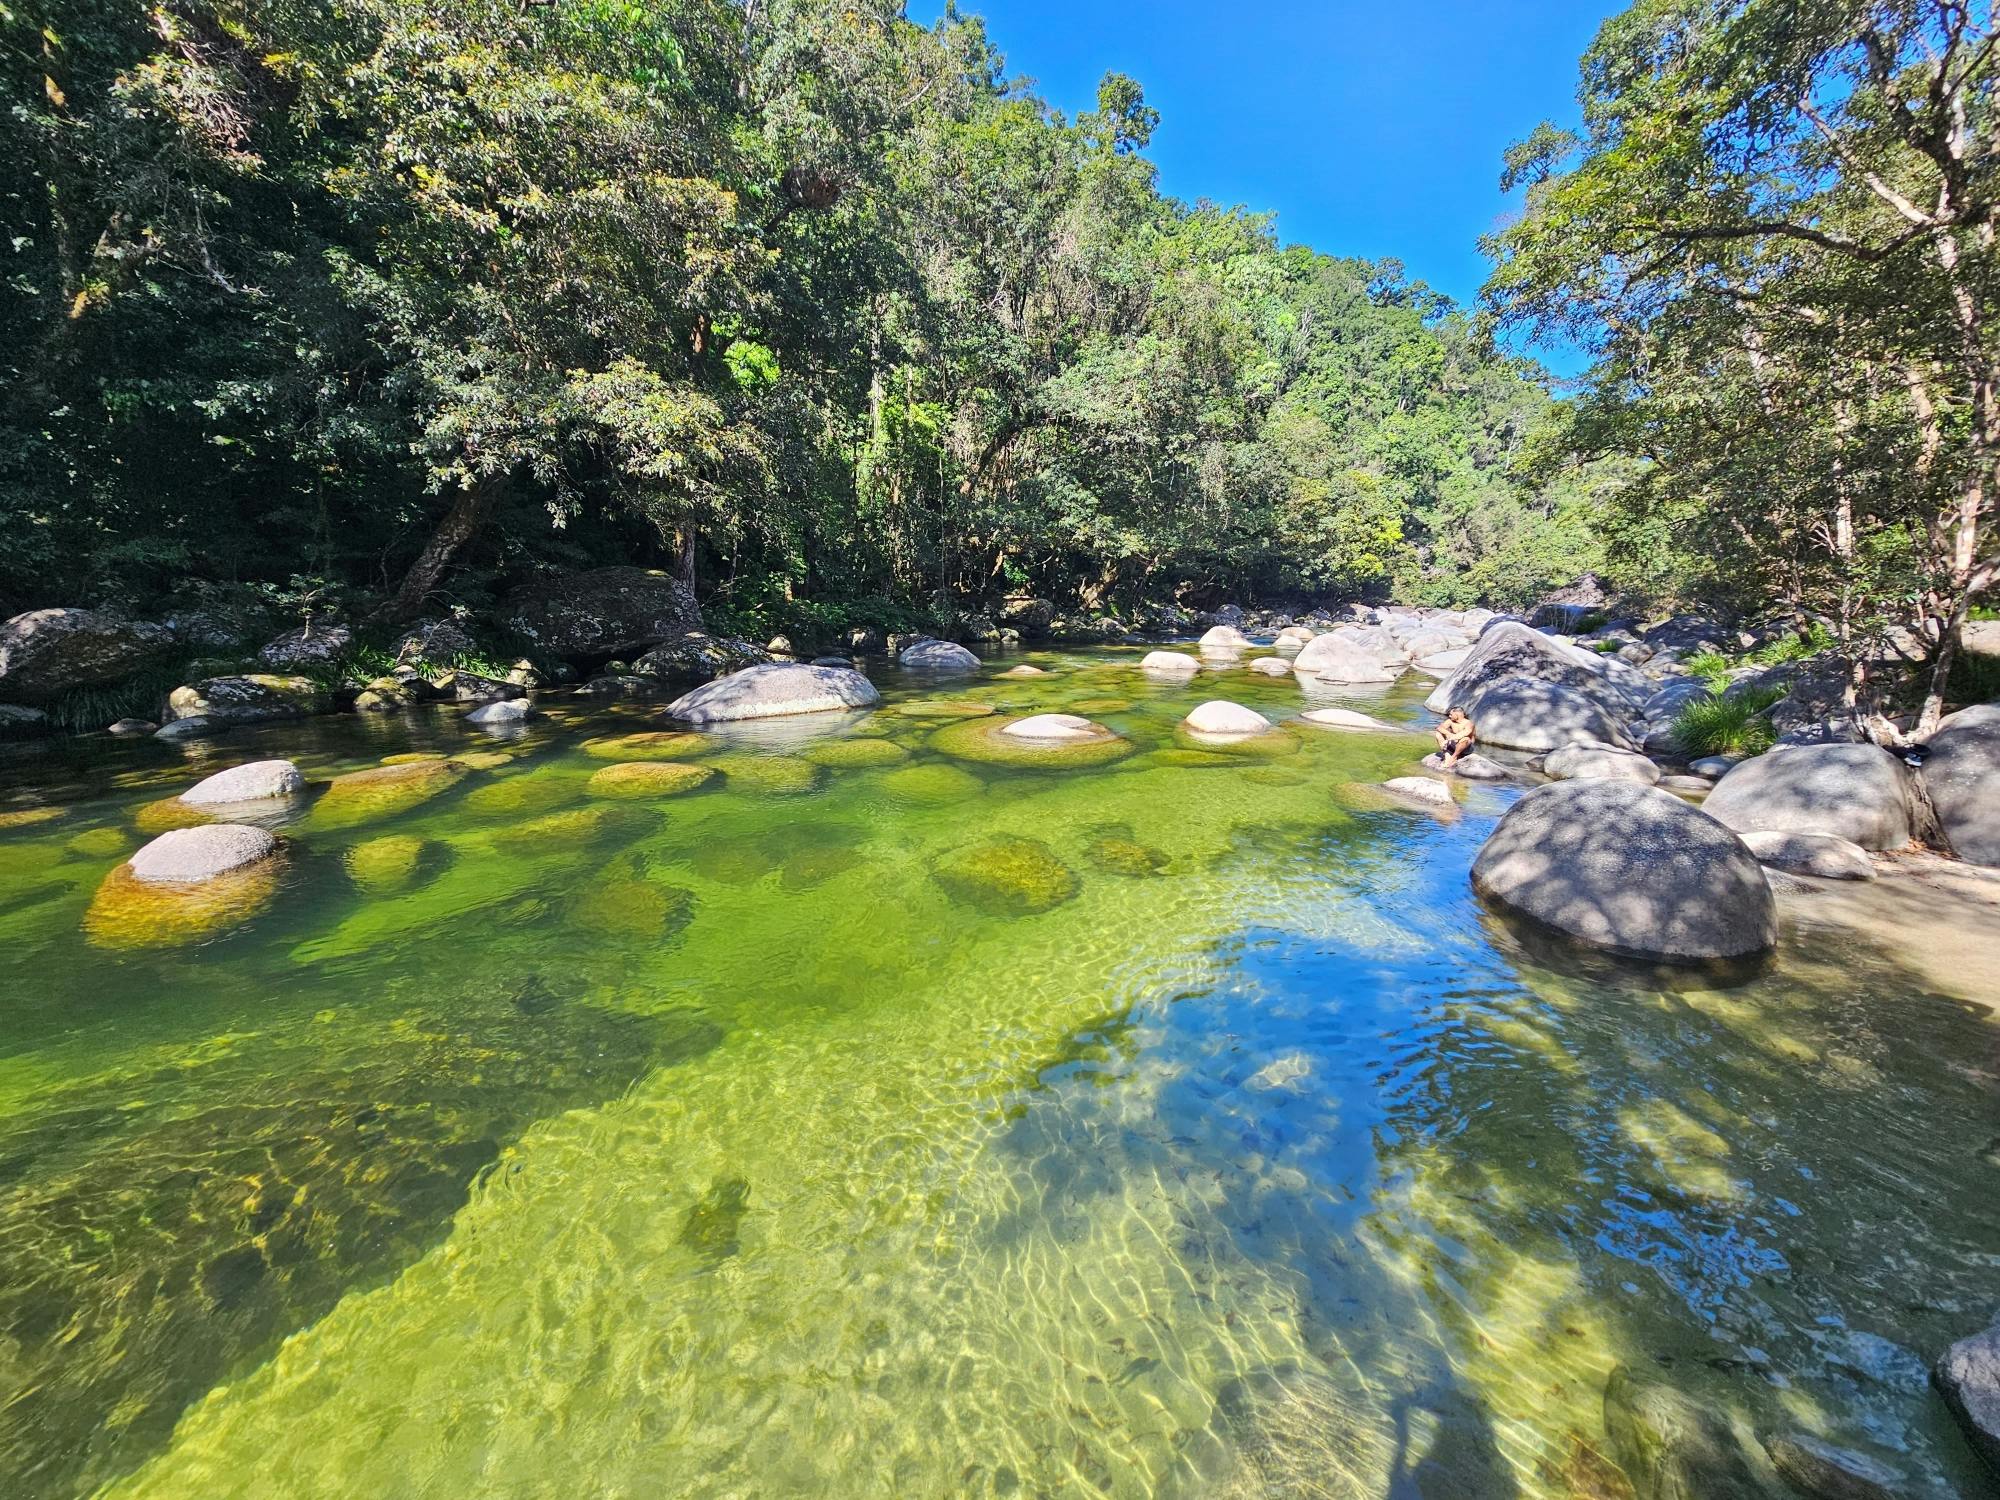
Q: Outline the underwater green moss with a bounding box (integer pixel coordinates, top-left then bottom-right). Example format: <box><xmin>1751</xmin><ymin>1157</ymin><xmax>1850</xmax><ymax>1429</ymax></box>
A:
<box><xmin>930</xmin><ymin>836</ymin><xmax>1080</xmax><ymax>915</ymax></box>
<box><xmin>586</xmin><ymin>762</ymin><xmax>717</xmax><ymax>799</ymax></box>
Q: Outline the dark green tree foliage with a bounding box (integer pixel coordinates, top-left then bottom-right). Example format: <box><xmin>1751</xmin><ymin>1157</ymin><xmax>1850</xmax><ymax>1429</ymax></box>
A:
<box><xmin>1</xmin><ymin>0</ymin><xmax>1595</xmax><ymax>633</ymax></box>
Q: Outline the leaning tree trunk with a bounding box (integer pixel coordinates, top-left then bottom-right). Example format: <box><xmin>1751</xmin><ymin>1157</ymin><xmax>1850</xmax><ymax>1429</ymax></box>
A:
<box><xmin>375</xmin><ymin>477</ymin><xmax>502</xmax><ymax>624</ymax></box>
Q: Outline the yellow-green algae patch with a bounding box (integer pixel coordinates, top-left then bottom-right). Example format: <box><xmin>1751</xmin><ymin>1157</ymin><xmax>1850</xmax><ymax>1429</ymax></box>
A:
<box><xmin>802</xmin><ymin>737</ymin><xmax>909</xmax><ymax>769</ymax></box>
<box><xmin>877</xmin><ymin>762</ymin><xmax>984</xmax><ymax>805</ymax></box>
<box><xmin>931</xmin><ymin>835</ymin><xmax>1079</xmax><ymax>915</ymax></box>
<box><xmin>462</xmin><ymin>773</ymin><xmax>581</xmax><ymax>818</ymax></box>
<box><xmin>134</xmin><ymin>796</ymin><xmax>215</xmax><ymax>834</ymax></box>
<box><xmin>581</xmin><ymin>731</ymin><xmax>715</xmax><ymax>761</ymax></box>
<box><xmin>1173</xmin><ymin>725</ymin><xmax>1302</xmax><ymax>759</ymax></box>
<box><xmin>65</xmin><ymin>826</ymin><xmax>132</xmax><ymax>860</ymax></box>
<box><xmin>0</xmin><ymin>806</ymin><xmax>64</xmax><ymax>832</ymax></box>
<box><xmin>927</xmin><ymin>716</ymin><xmax>1134</xmax><ymax>770</ymax></box>
<box><xmin>489</xmin><ymin>803</ymin><xmax>650</xmax><ymax>852</ymax></box>
<box><xmin>83</xmin><ymin>856</ymin><xmax>283</xmax><ymax>950</ymax></box>
<box><xmin>344</xmin><ymin>835</ymin><xmax>431</xmax><ymax>894</ymax></box>
<box><xmin>709</xmin><ymin>755</ymin><xmax>824</xmax><ymax>795</ymax></box>
<box><xmin>306</xmin><ymin>760</ymin><xmax>469</xmax><ymax>832</ymax></box>
<box><xmin>889</xmin><ymin>700</ymin><xmax>995</xmax><ymax>720</ymax></box>
<box><xmin>586</xmin><ymin>762</ymin><xmax>717</xmax><ymax>799</ymax></box>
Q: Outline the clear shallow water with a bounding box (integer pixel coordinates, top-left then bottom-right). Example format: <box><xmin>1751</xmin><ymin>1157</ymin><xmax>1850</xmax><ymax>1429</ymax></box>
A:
<box><xmin>0</xmin><ymin>650</ymin><xmax>1996</xmax><ymax>1498</ymax></box>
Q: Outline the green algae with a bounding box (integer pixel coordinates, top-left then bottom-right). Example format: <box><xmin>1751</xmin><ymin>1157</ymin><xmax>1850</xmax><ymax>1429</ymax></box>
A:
<box><xmin>927</xmin><ymin>716</ymin><xmax>1135</xmax><ymax>770</ymax></box>
<box><xmin>931</xmin><ymin>835</ymin><xmax>1080</xmax><ymax>915</ymax></box>
<box><xmin>306</xmin><ymin>761</ymin><xmax>469</xmax><ymax>832</ymax></box>
<box><xmin>462</xmin><ymin>772</ymin><xmax>582</xmax><ymax>818</ymax></box>
<box><xmin>344</xmin><ymin>834</ymin><xmax>433</xmax><ymax>894</ymax></box>
<box><xmin>581</xmin><ymin>730</ymin><xmax>716</xmax><ymax>760</ymax></box>
<box><xmin>709</xmin><ymin>754</ymin><xmax>824</xmax><ymax>795</ymax></box>
<box><xmin>876</xmin><ymin>761</ymin><xmax>985</xmax><ymax>805</ymax></box>
<box><xmin>801</xmin><ymin>737</ymin><xmax>909</xmax><ymax>769</ymax></box>
<box><xmin>585</xmin><ymin>761</ymin><xmax>717</xmax><ymax>799</ymax></box>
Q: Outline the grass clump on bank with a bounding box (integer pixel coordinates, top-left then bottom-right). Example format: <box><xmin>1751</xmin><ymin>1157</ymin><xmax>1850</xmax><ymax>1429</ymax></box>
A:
<box><xmin>1669</xmin><ymin>688</ymin><xmax>1782</xmax><ymax>758</ymax></box>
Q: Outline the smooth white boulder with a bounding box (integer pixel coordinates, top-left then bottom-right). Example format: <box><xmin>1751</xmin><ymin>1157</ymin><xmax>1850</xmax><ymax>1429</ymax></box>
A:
<box><xmin>1140</xmin><ymin>651</ymin><xmax>1201</xmax><ymax>674</ymax></box>
<box><xmin>1300</xmin><ymin>707</ymin><xmax>1399</xmax><ymax>732</ymax></box>
<box><xmin>1275</xmin><ymin>626</ymin><xmax>1318</xmax><ymax>647</ymax></box>
<box><xmin>1542</xmin><ymin>744</ymin><xmax>1661</xmax><ymax>785</ymax></box>
<box><xmin>1001</xmin><ymin>714</ymin><xmax>1101</xmax><ymax>741</ymax></box>
<box><xmin>465</xmin><ymin>699</ymin><xmax>533</xmax><ymax>726</ymax></box>
<box><xmin>179</xmin><ymin>759</ymin><xmax>306</xmax><ymax>806</ymax></box>
<box><xmin>1423</xmin><ymin>751</ymin><xmax>1510</xmax><ymax>780</ymax></box>
<box><xmin>1182</xmin><ymin>700</ymin><xmax>1272</xmax><ymax>735</ymax></box>
<box><xmin>1472</xmin><ymin>780</ymin><xmax>1777</xmax><ymax>962</ymax></box>
<box><xmin>1199</xmin><ymin>625</ymin><xmax>1251</xmax><ymax>650</ymax></box>
<box><xmin>900</xmin><ymin>639</ymin><xmax>980</xmax><ymax>671</ymax></box>
<box><xmin>1741</xmin><ymin>830</ymin><xmax>1876</xmax><ymax>881</ymax></box>
<box><xmin>1383</xmin><ymin>777</ymin><xmax>1454</xmax><ymax>807</ymax></box>
<box><xmin>129</xmin><ymin>825</ymin><xmax>279</xmax><ymax>884</ymax></box>
<box><xmin>1413</xmin><ymin>649</ymin><xmax>1471</xmax><ymax>677</ymax></box>
<box><xmin>666</xmin><ymin>662</ymin><xmax>880</xmax><ymax>723</ymax></box>
<box><xmin>1248</xmin><ymin>657</ymin><xmax>1292</xmax><ymax>677</ymax></box>
<box><xmin>1293</xmin><ymin>634</ymin><xmax>1396</xmax><ymax>683</ymax></box>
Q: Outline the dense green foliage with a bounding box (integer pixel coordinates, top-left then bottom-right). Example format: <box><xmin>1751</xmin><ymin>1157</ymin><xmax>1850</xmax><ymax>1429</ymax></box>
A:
<box><xmin>1487</xmin><ymin>0</ymin><xmax>1999</xmax><ymax>730</ymax></box>
<box><xmin>2</xmin><ymin>0</ymin><xmax>1607</xmax><ymax>636</ymax></box>
<box><xmin>1669</xmin><ymin>688</ymin><xmax>1784</xmax><ymax>758</ymax></box>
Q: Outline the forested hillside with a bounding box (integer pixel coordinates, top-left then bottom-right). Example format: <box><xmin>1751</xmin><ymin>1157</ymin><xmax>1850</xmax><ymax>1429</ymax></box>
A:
<box><xmin>2</xmin><ymin>0</ymin><xmax>1609</xmax><ymax>641</ymax></box>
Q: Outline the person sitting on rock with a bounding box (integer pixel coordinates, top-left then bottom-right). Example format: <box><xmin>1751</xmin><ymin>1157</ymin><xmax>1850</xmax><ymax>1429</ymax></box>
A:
<box><xmin>1433</xmin><ymin>706</ymin><xmax>1476</xmax><ymax>769</ymax></box>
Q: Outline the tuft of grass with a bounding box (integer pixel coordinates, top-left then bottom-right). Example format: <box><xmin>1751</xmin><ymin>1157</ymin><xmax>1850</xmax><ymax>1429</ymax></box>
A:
<box><xmin>1670</xmin><ymin>690</ymin><xmax>1778</xmax><ymax>757</ymax></box>
<box><xmin>1684</xmin><ymin>650</ymin><xmax>1733</xmax><ymax>689</ymax></box>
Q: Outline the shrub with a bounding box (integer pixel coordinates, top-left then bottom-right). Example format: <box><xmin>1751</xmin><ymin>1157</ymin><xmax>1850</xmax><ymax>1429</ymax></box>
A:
<box><xmin>1669</xmin><ymin>691</ymin><xmax>1778</xmax><ymax>757</ymax></box>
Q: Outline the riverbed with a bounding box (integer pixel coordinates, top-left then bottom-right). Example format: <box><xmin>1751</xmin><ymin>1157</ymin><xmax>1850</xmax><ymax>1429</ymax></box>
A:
<box><xmin>1</xmin><ymin>648</ymin><xmax>1995</xmax><ymax>1498</ymax></box>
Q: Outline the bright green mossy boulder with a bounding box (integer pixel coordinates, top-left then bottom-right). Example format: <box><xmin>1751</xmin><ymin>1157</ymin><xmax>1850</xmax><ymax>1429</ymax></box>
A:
<box><xmin>344</xmin><ymin>834</ymin><xmax>433</xmax><ymax>894</ymax></box>
<box><xmin>134</xmin><ymin>796</ymin><xmax>215</xmax><ymax>834</ymax></box>
<box><xmin>462</xmin><ymin>774</ymin><xmax>581</xmax><ymax>818</ymax></box>
<box><xmin>802</xmin><ymin>737</ymin><xmax>910</xmax><ymax>769</ymax></box>
<box><xmin>490</xmin><ymin>803</ymin><xmax>649</xmax><ymax>851</ymax></box>
<box><xmin>453</xmin><ymin>749</ymin><xmax>518</xmax><ymax>771</ymax></box>
<box><xmin>1071</xmin><ymin>697</ymin><xmax>1134</xmax><ymax>715</ymax></box>
<box><xmin>928</xmin><ymin>717</ymin><xmax>1133</xmax><ymax>770</ymax></box>
<box><xmin>380</xmin><ymin>752</ymin><xmax>447</xmax><ymax>766</ymax></box>
<box><xmin>573</xmin><ymin>873</ymin><xmax>696</xmax><ymax>942</ymax></box>
<box><xmin>0</xmin><ymin>807</ymin><xmax>64</xmax><ymax>833</ymax></box>
<box><xmin>711</xmin><ymin>754</ymin><xmax>824</xmax><ymax>794</ymax></box>
<box><xmin>84</xmin><ymin>857</ymin><xmax>283</xmax><ymax>950</ymax></box>
<box><xmin>580</xmin><ymin>731</ymin><xmax>714</xmax><ymax>761</ymax></box>
<box><xmin>931</xmin><ymin>836</ymin><xmax>1079</xmax><ymax>916</ymax></box>
<box><xmin>877</xmin><ymin>762</ymin><xmax>985</xmax><ymax>805</ymax></box>
<box><xmin>65</xmin><ymin>827</ymin><xmax>131</xmax><ymax>860</ymax></box>
<box><xmin>1084</xmin><ymin>830</ymin><xmax>1170</xmax><ymax>876</ymax></box>
<box><xmin>585</xmin><ymin>761</ymin><xmax>717</xmax><ymax>799</ymax></box>
<box><xmin>307</xmin><ymin>760</ymin><xmax>469</xmax><ymax>831</ymax></box>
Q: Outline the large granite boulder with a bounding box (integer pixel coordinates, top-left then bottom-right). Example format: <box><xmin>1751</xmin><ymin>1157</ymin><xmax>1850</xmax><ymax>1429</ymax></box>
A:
<box><xmin>1293</xmin><ymin>633</ymin><xmax>1397</xmax><ymax>683</ymax></box>
<box><xmin>665</xmin><ymin>662</ymin><xmax>879</xmax><ymax>723</ymax></box>
<box><xmin>1471</xmin><ymin>780</ymin><xmax>1776</xmax><ymax>961</ymax></box>
<box><xmin>1182</xmin><ymin>700</ymin><xmax>1272</xmax><ymax>735</ymax></box>
<box><xmin>1740</xmin><ymin>830</ymin><xmax>1876</xmax><ymax>881</ymax></box>
<box><xmin>1462</xmin><ymin>678</ymin><xmax>1638</xmax><ymax>752</ymax></box>
<box><xmin>1542</xmin><ymin>743</ymin><xmax>1660</xmax><ymax>784</ymax></box>
<box><xmin>1702</xmin><ymin>744</ymin><xmax>1913</xmax><ymax>850</ymax></box>
<box><xmin>899</xmin><ymin>638</ymin><xmax>980</xmax><ymax>671</ymax></box>
<box><xmin>180</xmin><ymin>759</ymin><xmax>307</xmax><ymax>806</ymax></box>
<box><xmin>1140</xmin><ymin>651</ymin><xmax>1201</xmax><ymax>674</ymax></box>
<box><xmin>632</xmin><ymin>629</ymin><xmax>771</xmax><ymax>681</ymax></box>
<box><xmin>1198</xmin><ymin>624</ymin><xmax>1251</xmax><ymax>651</ymax></box>
<box><xmin>129</xmin><ymin>824</ymin><xmax>279</xmax><ymax>884</ymax></box>
<box><xmin>1936</xmin><ymin>1320</ymin><xmax>2000</xmax><ymax>1480</ymax></box>
<box><xmin>1425</xmin><ymin>620</ymin><xmax>1643</xmax><ymax>720</ymax></box>
<box><xmin>166</xmin><ymin>674</ymin><xmax>327</xmax><ymax>725</ymax></box>
<box><xmin>502</xmin><ymin>567</ymin><xmax>699</xmax><ymax>660</ymax></box>
<box><xmin>1000</xmin><ymin>596</ymin><xmax>1056</xmax><ymax>640</ymax></box>
<box><xmin>1922</xmin><ymin>703</ymin><xmax>2000</xmax><ymax>865</ymax></box>
<box><xmin>0</xmin><ymin>608</ymin><xmax>172</xmax><ymax>703</ymax></box>
<box><xmin>256</xmin><ymin>623</ymin><xmax>352</xmax><ymax>670</ymax></box>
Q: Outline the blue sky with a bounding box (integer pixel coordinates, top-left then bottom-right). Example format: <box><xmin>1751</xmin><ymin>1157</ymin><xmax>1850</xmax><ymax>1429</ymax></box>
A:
<box><xmin>913</xmin><ymin>0</ymin><xmax>1616</xmax><ymax>373</ymax></box>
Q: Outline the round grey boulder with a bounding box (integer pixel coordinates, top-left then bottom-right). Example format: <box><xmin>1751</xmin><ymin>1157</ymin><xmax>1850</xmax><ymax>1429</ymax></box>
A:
<box><xmin>1182</xmin><ymin>700</ymin><xmax>1272</xmax><ymax>736</ymax></box>
<box><xmin>128</xmin><ymin>825</ymin><xmax>279</xmax><ymax>884</ymax></box>
<box><xmin>1383</xmin><ymin>777</ymin><xmax>1454</xmax><ymax>807</ymax></box>
<box><xmin>666</xmin><ymin>661</ymin><xmax>880</xmax><ymax>724</ymax></box>
<box><xmin>1703</xmin><ymin>743</ymin><xmax>1913</xmax><ymax>849</ymax></box>
<box><xmin>1921</xmin><ymin>703</ymin><xmax>2000</xmax><ymax>866</ymax></box>
<box><xmin>180</xmin><ymin>759</ymin><xmax>307</xmax><ymax>806</ymax></box>
<box><xmin>1471</xmin><ymin>780</ymin><xmax>1776</xmax><ymax>961</ymax></box>
<box><xmin>1423</xmin><ymin>751</ymin><xmax>1510</xmax><ymax>780</ymax></box>
<box><xmin>1198</xmin><ymin>625</ymin><xmax>1250</xmax><ymax>651</ymax></box>
<box><xmin>1542</xmin><ymin>744</ymin><xmax>1661</xmax><ymax>785</ymax></box>
<box><xmin>1293</xmin><ymin>634</ymin><xmax>1396</xmax><ymax>683</ymax></box>
<box><xmin>1140</xmin><ymin>651</ymin><xmax>1201</xmax><ymax>674</ymax></box>
<box><xmin>465</xmin><ymin>699</ymin><xmax>534</xmax><ymax>726</ymax></box>
<box><xmin>899</xmin><ymin>639</ymin><xmax>980</xmax><ymax>671</ymax></box>
<box><xmin>1462</xmin><ymin>678</ymin><xmax>1638</xmax><ymax>752</ymax></box>
<box><xmin>1936</xmin><ymin>1320</ymin><xmax>2000</xmax><ymax>1479</ymax></box>
<box><xmin>1740</xmin><ymin>829</ymin><xmax>1875</xmax><ymax>881</ymax></box>
<box><xmin>1248</xmin><ymin>657</ymin><xmax>1292</xmax><ymax>677</ymax></box>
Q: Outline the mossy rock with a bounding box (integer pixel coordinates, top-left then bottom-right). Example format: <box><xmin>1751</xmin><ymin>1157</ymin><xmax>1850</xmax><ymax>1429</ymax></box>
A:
<box><xmin>344</xmin><ymin>834</ymin><xmax>433</xmax><ymax>894</ymax></box>
<box><xmin>711</xmin><ymin>754</ymin><xmax>824</xmax><ymax>795</ymax></box>
<box><xmin>1172</xmin><ymin>725</ymin><xmax>1301</xmax><ymax>759</ymax></box>
<box><xmin>573</xmin><ymin>876</ymin><xmax>696</xmax><ymax>942</ymax></box>
<box><xmin>1085</xmin><ymin>833</ymin><xmax>1170</xmax><ymax>877</ymax></box>
<box><xmin>581</xmin><ymin>731</ymin><xmax>715</xmax><ymax>761</ymax></box>
<box><xmin>1071</xmin><ymin>697</ymin><xmax>1134</xmax><ymax>715</ymax></box>
<box><xmin>780</xmin><ymin>845</ymin><xmax>866</xmax><ymax>891</ymax></box>
<box><xmin>84</xmin><ymin>859</ymin><xmax>282</xmax><ymax>950</ymax></box>
<box><xmin>932</xmin><ymin>836</ymin><xmax>1079</xmax><ymax>916</ymax></box>
<box><xmin>803</xmin><ymin>737</ymin><xmax>910</xmax><ymax>769</ymax></box>
<box><xmin>1243</xmin><ymin>766</ymin><xmax>1310</xmax><ymax>787</ymax></box>
<box><xmin>134</xmin><ymin>796</ymin><xmax>215</xmax><ymax>835</ymax></box>
<box><xmin>490</xmin><ymin>803</ymin><xmax>646</xmax><ymax>851</ymax></box>
<box><xmin>890</xmin><ymin>700</ymin><xmax>995</xmax><ymax>720</ymax></box>
<box><xmin>307</xmin><ymin>760</ymin><xmax>469</xmax><ymax>832</ymax></box>
<box><xmin>585</xmin><ymin>761</ymin><xmax>716</xmax><ymax>800</ymax></box>
<box><xmin>454</xmin><ymin>749</ymin><xmax>518</xmax><ymax>771</ymax></box>
<box><xmin>928</xmin><ymin>716</ymin><xmax>1134</xmax><ymax>770</ymax></box>
<box><xmin>878</xmin><ymin>762</ymin><xmax>985</xmax><ymax>805</ymax></box>
<box><xmin>463</xmin><ymin>774</ymin><xmax>581</xmax><ymax>818</ymax></box>
<box><xmin>380</xmin><ymin>752</ymin><xmax>448</xmax><ymax>766</ymax></box>
<box><xmin>0</xmin><ymin>807</ymin><xmax>64</xmax><ymax>834</ymax></box>
<box><xmin>66</xmin><ymin>827</ymin><xmax>131</xmax><ymax>861</ymax></box>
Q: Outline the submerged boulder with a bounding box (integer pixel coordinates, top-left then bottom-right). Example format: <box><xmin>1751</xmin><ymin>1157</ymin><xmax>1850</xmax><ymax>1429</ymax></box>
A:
<box><xmin>179</xmin><ymin>759</ymin><xmax>307</xmax><ymax>806</ymax></box>
<box><xmin>306</xmin><ymin>760</ymin><xmax>468</xmax><ymax>831</ymax></box>
<box><xmin>1936</xmin><ymin>1320</ymin><xmax>2000</xmax><ymax>1479</ymax></box>
<box><xmin>1249</xmin><ymin>657</ymin><xmax>1293</xmax><ymax>677</ymax></box>
<box><xmin>1921</xmin><ymin>703</ymin><xmax>2000</xmax><ymax>865</ymax></box>
<box><xmin>931</xmin><ymin>836</ymin><xmax>1078</xmax><ymax>915</ymax></box>
<box><xmin>1462</xmin><ymin>678</ymin><xmax>1637</xmax><ymax>752</ymax></box>
<box><xmin>1300</xmin><ymin>707</ymin><xmax>1400</xmax><ymax>733</ymax></box>
<box><xmin>1603</xmin><ymin>1368</ymin><xmax>1779</xmax><ymax>1500</ymax></box>
<box><xmin>1471</xmin><ymin>780</ymin><xmax>1776</xmax><ymax>962</ymax></box>
<box><xmin>1763</xmin><ymin>1434</ymin><xmax>1905</xmax><ymax>1500</ymax></box>
<box><xmin>0</xmin><ymin>607</ymin><xmax>172</xmax><ymax>703</ymax></box>
<box><xmin>1001</xmin><ymin>714</ymin><xmax>1103</xmax><ymax>741</ymax></box>
<box><xmin>1140</xmin><ymin>650</ymin><xmax>1201</xmax><ymax>674</ymax></box>
<box><xmin>1740</xmin><ymin>829</ymin><xmax>1876</xmax><ymax>881</ymax></box>
<box><xmin>503</xmin><ymin>566</ymin><xmax>698</xmax><ymax>660</ymax></box>
<box><xmin>344</xmin><ymin>834</ymin><xmax>431</xmax><ymax>894</ymax></box>
<box><xmin>665</xmin><ymin>662</ymin><xmax>879</xmax><ymax>723</ymax></box>
<box><xmin>1703</xmin><ymin>744</ymin><xmax>1913</xmax><ymax>849</ymax></box>
<box><xmin>86</xmin><ymin>828</ymin><xmax>284</xmax><ymax>950</ymax></box>
<box><xmin>899</xmin><ymin>638</ymin><xmax>981</xmax><ymax>671</ymax></box>
<box><xmin>585</xmin><ymin>761</ymin><xmax>716</xmax><ymax>799</ymax></box>
<box><xmin>1293</xmin><ymin>634</ymin><xmax>1397</xmax><ymax>683</ymax></box>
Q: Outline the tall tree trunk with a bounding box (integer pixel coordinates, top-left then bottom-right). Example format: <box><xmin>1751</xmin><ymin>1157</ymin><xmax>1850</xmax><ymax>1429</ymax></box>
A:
<box><xmin>375</xmin><ymin>478</ymin><xmax>501</xmax><ymax>623</ymax></box>
<box><xmin>671</xmin><ymin>523</ymin><xmax>697</xmax><ymax>591</ymax></box>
